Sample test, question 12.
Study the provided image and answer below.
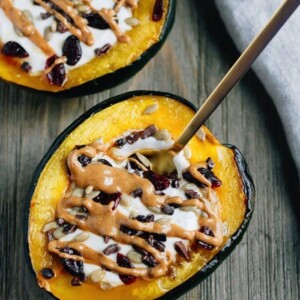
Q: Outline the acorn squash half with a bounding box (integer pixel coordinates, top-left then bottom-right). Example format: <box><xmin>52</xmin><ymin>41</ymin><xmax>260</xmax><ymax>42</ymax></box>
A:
<box><xmin>0</xmin><ymin>1</ymin><xmax>175</xmax><ymax>97</ymax></box>
<box><xmin>25</xmin><ymin>91</ymin><xmax>255</xmax><ymax>299</ymax></box>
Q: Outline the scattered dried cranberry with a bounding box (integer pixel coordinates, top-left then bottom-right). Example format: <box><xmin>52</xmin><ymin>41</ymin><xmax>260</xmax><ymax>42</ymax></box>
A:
<box><xmin>63</xmin><ymin>223</ymin><xmax>77</xmax><ymax>234</ymax></box>
<box><xmin>104</xmin><ymin>236</ymin><xmax>110</xmax><ymax>243</ymax></box>
<box><xmin>45</xmin><ymin>55</ymin><xmax>66</xmax><ymax>87</ymax></box>
<box><xmin>41</xmin><ymin>268</ymin><xmax>54</xmax><ymax>279</ymax></box>
<box><xmin>114</xmin><ymin>138</ymin><xmax>127</xmax><ymax>148</ymax></box>
<box><xmin>75</xmin><ymin>214</ymin><xmax>87</xmax><ymax>221</ymax></box>
<box><xmin>57</xmin><ymin>218</ymin><xmax>65</xmax><ymax>226</ymax></box>
<box><xmin>93</xmin><ymin>192</ymin><xmax>121</xmax><ymax>210</ymax></box>
<box><xmin>132</xmin><ymin>245</ymin><xmax>148</xmax><ymax>257</ymax></box>
<box><xmin>142</xmin><ymin>254</ymin><xmax>158</xmax><ymax>267</ymax></box>
<box><xmin>103</xmin><ymin>244</ymin><xmax>121</xmax><ymax>255</ymax></box>
<box><xmin>153</xmin><ymin>240</ymin><xmax>165</xmax><ymax>252</ymax></box>
<box><xmin>185</xmin><ymin>190</ymin><xmax>200</xmax><ymax>199</ymax></box>
<box><xmin>60</xmin><ymin>248</ymin><xmax>84</xmax><ymax>276</ymax></box>
<box><xmin>116</xmin><ymin>253</ymin><xmax>136</xmax><ymax>285</ymax></box>
<box><xmin>131</xmin><ymin>188</ymin><xmax>143</xmax><ymax>198</ymax></box>
<box><xmin>134</xmin><ymin>214</ymin><xmax>154</xmax><ymax>223</ymax></box>
<box><xmin>62</xmin><ymin>35</ymin><xmax>82</xmax><ymax>66</ymax></box>
<box><xmin>182</xmin><ymin>171</ymin><xmax>206</xmax><ymax>189</ymax></box>
<box><xmin>94</xmin><ymin>43</ymin><xmax>112</xmax><ymax>57</ymax></box>
<box><xmin>75</xmin><ymin>145</ymin><xmax>86</xmax><ymax>150</ymax></box>
<box><xmin>47</xmin><ymin>231</ymin><xmax>54</xmax><ymax>241</ymax></box>
<box><xmin>174</xmin><ymin>241</ymin><xmax>189</xmax><ymax>260</ymax></box>
<box><xmin>21</xmin><ymin>62</ymin><xmax>32</xmax><ymax>72</ymax></box>
<box><xmin>127</xmin><ymin>160</ymin><xmax>143</xmax><ymax>172</ymax></box>
<box><xmin>198</xmin><ymin>167</ymin><xmax>222</xmax><ymax>188</ymax></box>
<box><xmin>120</xmin><ymin>225</ymin><xmax>138</xmax><ymax>236</ymax></box>
<box><xmin>139</xmin><ymin>125</ymin><xmax>157</xmax><ymax>139</ymax></box>
<box><xmin>138</xmin><ymin>231</ymin><xmax>166</xmax><ymax>242</ymax></box>
<box><xmin>161</xmin><ymin>204</ymin><xmax>174</xmax><ymax>215</ymax></box>
<box><xmin>168</xmin><ymin>203</ymin><xmax>180</xmax><ymax>208</ymax></box>
<box><xmin>126</xmin><ymin>132</ymin><xmax>140</xmax><ymax>144</ymax></box>
<box><xmin>152</xmin><ymin>0</ymin><xmax>163</xmax><ymax>22</ymax></box>
<box><xmin>98</xmin><ymin>159</ymin><xmax>112</xmax><ymax>167</ymax></box>
<box><xmin>82</xmin><ymin>13</ymin><xmax>110</xmax><ymax>29</ymax></box>
<box><xmin>143</xmin><ymin>171</ymin><xmax>170</xmax><ymax>191</ymax></box>
<box><xmin>77</xmin><ymin>155</ymin><xmax>92</xmax><ymax>167</ymax></box>
<box><xmin>2</xmin><ymin>41</ymin><xmax>29</xmax><ymax>58</ymax></box>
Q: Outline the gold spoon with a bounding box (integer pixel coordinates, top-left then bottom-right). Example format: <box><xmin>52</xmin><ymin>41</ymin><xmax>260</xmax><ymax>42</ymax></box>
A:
<box><xmin>151</xmin><ymin>0</ymin><xmax>299</xmax><ymax>174</ymax></box>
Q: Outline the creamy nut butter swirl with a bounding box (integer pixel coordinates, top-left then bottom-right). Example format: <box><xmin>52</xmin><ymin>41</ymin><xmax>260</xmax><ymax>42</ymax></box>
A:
<box><xmin>0</xmin><ymin>0</ymin><xmax>138</xmax><ymax>85</ymax></box>
<box><xmin>42</xmin><ymin>125</ymin><xmax>225</xmax><ymax>289</ymax></box>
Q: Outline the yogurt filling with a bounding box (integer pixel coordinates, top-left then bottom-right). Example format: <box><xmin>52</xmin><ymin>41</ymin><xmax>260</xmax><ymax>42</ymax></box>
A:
<box><xmin>0</xmin><ymin>0</ymin><xmax>137</xmax><ymax>83</ymax></box>
<box><xmin>42</xmin><ymin>124</ymin><xmax>224</xmax><ymax>289</ymax></box>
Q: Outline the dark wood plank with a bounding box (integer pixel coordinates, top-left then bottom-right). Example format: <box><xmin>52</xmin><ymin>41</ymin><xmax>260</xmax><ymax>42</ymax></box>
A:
<box><xmin>0</xmin><ymin>1</ymin><xmax>299</xmax><ymax>300</ymax></box>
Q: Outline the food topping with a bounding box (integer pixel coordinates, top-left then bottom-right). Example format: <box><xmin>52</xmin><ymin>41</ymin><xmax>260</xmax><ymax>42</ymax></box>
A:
<box><xmin>43</xmin><ymin>125</ymin><xmax>225</xmax><ymax>289</ymax></box>
<box><xmin>0</xmin><ymin>0</ymin><xmax>140</xmax><ymax>85</ymax></box>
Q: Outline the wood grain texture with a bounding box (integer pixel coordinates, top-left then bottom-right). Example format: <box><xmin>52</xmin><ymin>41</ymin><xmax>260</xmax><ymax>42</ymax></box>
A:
<box><xmin>0</xmin><ymin>1</ymin><xmax>299</xmax><ymax>299</ymax></box>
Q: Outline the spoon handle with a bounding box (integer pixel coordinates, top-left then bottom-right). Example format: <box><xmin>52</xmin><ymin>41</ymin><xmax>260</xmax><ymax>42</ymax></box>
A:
<box><xmin>174</xmin><ymin>0</ymin><xmax>299</xmax><ymax>151</ymax></box>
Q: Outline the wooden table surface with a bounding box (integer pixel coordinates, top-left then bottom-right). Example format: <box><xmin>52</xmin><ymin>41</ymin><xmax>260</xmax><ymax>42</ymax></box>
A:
<box><xmin>0</xmin><ymin>1</ymin><xmax>299</xmax><ymax>299</ymax></box>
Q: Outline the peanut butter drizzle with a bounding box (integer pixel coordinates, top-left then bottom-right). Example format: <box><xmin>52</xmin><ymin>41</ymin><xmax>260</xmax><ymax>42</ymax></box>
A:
<box><xmin>0</xmin><ymin>0</ymin><xmax>55</xmax><ymax>56</ymax></box>
<box><xmin>49</xmin><ymin>142</ymin><xmax>224</xmax><ymax>280</ymax></box>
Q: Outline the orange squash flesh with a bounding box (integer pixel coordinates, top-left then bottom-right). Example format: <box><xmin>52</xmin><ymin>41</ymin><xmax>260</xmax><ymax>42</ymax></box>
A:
<box><xmin>0</xmin><ymin>0</ymin><xmax>171</xmax><ymax>94</ymax></box>
<box><xmin>27</xmin><ymin>94</ymin><xmax>253</xmax><ymax>300</ymax></box>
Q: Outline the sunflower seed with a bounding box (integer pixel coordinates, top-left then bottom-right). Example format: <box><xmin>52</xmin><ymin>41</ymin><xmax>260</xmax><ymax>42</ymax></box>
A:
<box><xmin>42</xmin><ymin>221</ymin><xmax>59</xmax><ymax>233</ymax></box>
<box><xmin>90</xmin><ymin>269</ymin><xmax>105</xmax><ymax>283</ymax></box>
<box><xmin>77</xmin><ymin>4</ymin><xmax>90</xmax><ymax>13</ymax></box>
<box><xmin>22</xmin><ymin>10</ymin><xmax>33</xmax><ymax>22</ymax></box>
<box><xmin>127</xmin><ymin>250</ymin><xmax>142</xmax><ymax>264</ymax></box>
<box><xmin>136</xmin><ymin>152</ymin><xmax>151</xmax><ymax>167</ymax></box>
<box><xmin>154</xmin><ymin>129</ymin><xmax>171</xmax><ymax>141</ymax></box>
<box><xmin>51</xmin><ymin>20</ymin><xmax>57</xmax><ymax>32</ymax></box>
<box><xmin>181</xmin><ymin>183</ymin><xmax>198</xmax><ymax>192</ymax></box>
<box><xmin>86</xmin><ymin>190</ymin><xmax>100</xmax><ymax>199</ymax></box>
<box><xmin>125</xmin><ymin>17</ymin><xmax>140</xmax><ymax>26</ymax></box>
<box><xmin>129</xmin><ymin>208</ymin><xmax>139</xmax><ymax>218</ymax></box>
<box><xmin>53</xmin><ymin>227</ymin><xmax>66</xmax><ymax>239</ymax></box>
<box><xmin>14</xmin><ymin>26</ymin><xmax>23</xmax><ymax>37</ymax></box>
<box><xmin>72</xmin><ymin>188</ymin><xmax>84</xmax><ymax>197</ymax></box>
<box><xmin>143</xmin><ymin>103</ymin><xmax>158</xmax><ymax>115</ymax></box>
<box><xmin>148</xmin><ymin>206</ymin><xmax>161</xmax><ymax>214</ymax></box>
<box><xmin>179</xmin><ymin>205</ymin><xmax>198</xmax><ymax>212</ymax></box>
<box><xmin>120</xmin><ymin>194</ymin><xmax>133</xmax><ymax>207</ymax></box>
<box><xmin>196</xmin><ymin>127</ymin><xmax>206</xmax><ymax>141</ymax></box>
<box><xmin>44</xmin><ymin>26</ymin><xmax>53</xmax><ymax>41</ymax></box>
<box><xmin>155</xmin><ymin>217</ymin><xmax>171</xmax><ymax>225</ymax></box>
<box><xmin>73</xmin><ymin>232</ymin><xmax>89</xmax><ymax>242</ymax></box>
<box><xmin>85</xmin><ymin>185</ymin><xmax>94</xmax><ymax>195</ymax></box>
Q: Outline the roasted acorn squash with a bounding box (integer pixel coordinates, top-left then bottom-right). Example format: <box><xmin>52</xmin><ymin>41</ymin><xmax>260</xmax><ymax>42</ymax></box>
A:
<box><xmin>0</xmin><ymin>1</ymin><xmax>175</xmax><ymax>97</ymax></box>
<box><xmin>26</xmin><ymin>91</ymin><xmax>254</xmax><ymax>299</ymax></box>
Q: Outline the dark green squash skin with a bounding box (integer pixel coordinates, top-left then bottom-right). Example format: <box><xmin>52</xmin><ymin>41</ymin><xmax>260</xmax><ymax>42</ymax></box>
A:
<box><xmin>2</xmin><ymin>1</ymin><xmax>176</xmax><ymax>98</ymax></box>
<box><xmin>24</xmin><ymin>90</ymin><xmax>255</xmax><ymax>299</ymax></box>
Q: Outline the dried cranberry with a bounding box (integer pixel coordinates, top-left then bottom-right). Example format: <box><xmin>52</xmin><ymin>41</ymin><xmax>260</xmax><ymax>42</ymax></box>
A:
<box><xmin>116</xmin><ymin>253</ymin><xmax>136</xmax><ymax>285</ymax></box>
<box><xmin>114</xmin><ymin>138</ymin><xmax>127</xmax><ymax>148</ymax></box>
<box><xmin>41</xmin><ymin>268</ymin><xmax>54</xmax><ymax>279</ymax></box>
<box><xmin>198</xmin><ymin>227</ymin><xmax>214</xmax><ymax>250</ymax></box>
<box><xmin>71</xmin><ymin>276</ymin><xmax>82</xmax><ymax>286</ymax></box>
<box><xmin>104</xmin><ymin>236</ymin><xmax>110</xmax><ymax>243</ymax></box>
<box><xmin>82</xmin><ymin>13</ymin><xmax>110</xmax><ymax>29</ymax></box>
<box><xmin>161</xmin><ymin>205</ymin><xmax>174</xmax><ymax>215</ymax></box>
<box><xmin>77</xmin><ymin>155</ymin><xmax>92</xmax><ymax>167</ymax></box>
<box><xmin>152</xmin><ymin>0</ymin><xmax>163</xmax><ymax>22</ymax></box>
<box><xmin>98</xmin><ymin>159</ymin><xmax>112</xmax><ymax>167</ymax></box>
<box><xmin>94</xmin><ymin>43</ymin><xmax>112</xmax><ymax>57</ymax></box>
<box><xmin>47</xmin><ymin>231</ymin><xmax>54</xmax><ymax>241</ymax></box>
<box><xmin>62</xmin><ymin>35</ymin><xmax>82</xmax><ymax>66</ymax></box>
<box><xmin>21</xmin><ymin>62</ymin><xmax>32</xmax><ymax>72</ymax></box>
<box><xmin>93</xmin><ymin>192</ymin><xmax>121</xmax><ymax>210</ymax></box>
<box><xmin>168</xmin><ymin>203</ymin><xmax>180</xmax><ymax>208</ymax></box>
<box><xmin>120</xmin><ymin>225</ymin><xmax>138</xmax><ymax>236</ymax></box>
<box><xmin>174</xmin><ymin>241</ymin><xmax>189</xmax><ymax>260</ymax></box>
<box><xmin>142</xmin><ymin>254</ymin><xmax>158</xmax><ymax>267</ymax></box>
<box><xmin>60</xmin><ymin>248</ymin><xmax>83</xmax><ymax>276</ymax></box>
<box><xmin>45</xmin><ymin>55</ymin><xmax>66</xmax><ymax>87</ymax></box>
<box><xmin>143</xmin><ymin>171</ymin><xmax>170</xmax><ymax>191</ymax></box>
<box><xmin>126</xmin><ymin>132</ymin><xmax>140</xmax><ymax>144</ymax></box>
<box><xmin>103</xmin><ymin>244</ymin><xmax>121</xmax><ymax>255</ymax></box>
<box><xmin>57</xmin><ymin>218</ymin><xmax>65</xmax><ymax>226</ymax></box>
<box><xmin>57</xmin><ymin>21</ymin><xmax>67</xmax><ymax>33</ymax></box>
<box><xmin>75</xmin><ymin>214</ymin><xmax>87</xmax><ymax>221</ymax></box>
<box><xmin>75</xmin><ymin>145</ymin><xmax>86</xmax><ymax>150</ymax></box>
<box><xmin>153</xmin><ymin>240</ymin><xmax>165</xmax><ymax>252</ymax></box>
<box><xmin>2</xmin><ymin>41</ymin><xmax>29</xmax><ymax>58</ymax></box>
<box><xmin>127</xmin><ymin>161</ymin><xmax>143</xmax><ymax>171</ymax></box>
<box><xmin>132</xmin><ymin>245</ymin><xmax>148</xmax><ymax>257</ymax></box>
<box><xmin>134</xmin><ymin>214</ymin><xmax>154</xmax><ymax>223</ymax></box>
<box><xmin>131</xmin><ymin>188</ymin><xmax>143</xmax><ymax>198</ymax></box>
<box><xmin>40</xmin><ymin>12</ymin><xmax>51</xmax><ymax>19</ymax></box>
<box><xmin>198</xmin><ymin>168</ymin><xmax>222</xmax><ymax>188</ymax></box>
